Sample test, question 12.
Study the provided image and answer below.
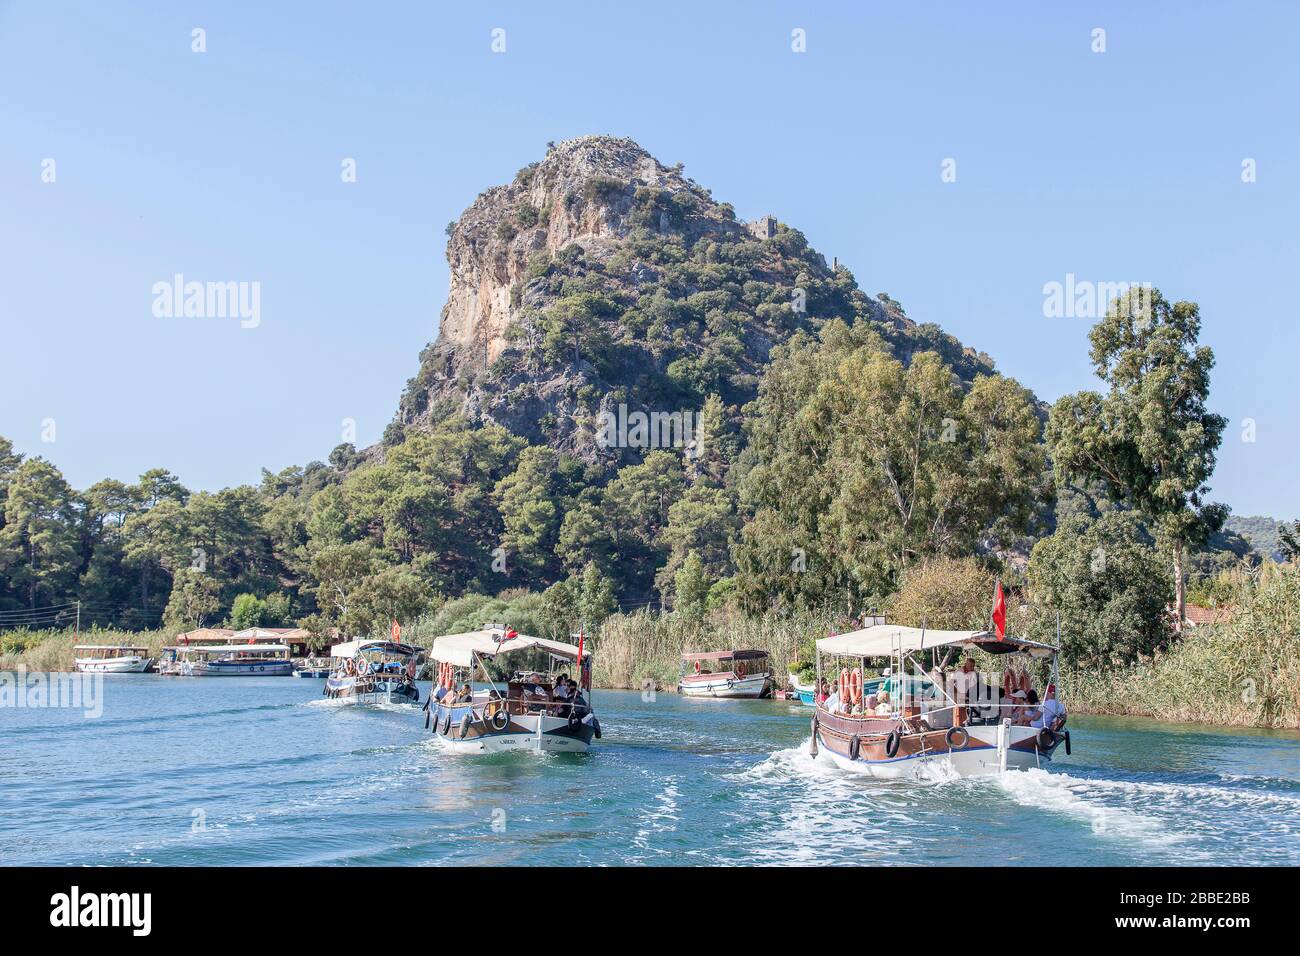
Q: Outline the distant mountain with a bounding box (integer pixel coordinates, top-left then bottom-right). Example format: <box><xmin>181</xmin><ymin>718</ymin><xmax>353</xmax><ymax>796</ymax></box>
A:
<box><xmin>1226</xmin><ymin>515</ymin><xmax>1289</xmax><ymax>562</ymax></box>
<box><xmin>389</xmin><ymin>135</ymin><xmax>1001</xmax><ymax>461</ymax></box>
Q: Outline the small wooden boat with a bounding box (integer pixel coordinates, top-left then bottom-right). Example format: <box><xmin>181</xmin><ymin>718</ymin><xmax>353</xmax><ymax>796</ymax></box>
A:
<box><xmin>293</xmin><ymin>658</ymin><xmax>331</xmax><ymax>678</ymax></box>
<box><xmin>72</xmin><ymin>645</ymin><xmax>152</xmax><ymax>673</ymax></box>
<box><xmin>425</xmin><ymin>628</ymin><xmax>599</xmax><ymax>754</ymax></box>
<box><xmin>678</xmin><ymin>650</ymin><xmax>772</xmax><ymax>698</ymax></box>
<box><xmin>810</xmin><ymin>624</ymin><xmax>1071</xmax><ymax>778</ymax></box>
<box><xmin>789</xmin><ymin>673</ymin><xmax>817</xmax><ymax>706</ymax></box>
<box><xmin>323</xmin><ymin>640</ymin><xmax>422</xmax><ymax>704</ymax></box>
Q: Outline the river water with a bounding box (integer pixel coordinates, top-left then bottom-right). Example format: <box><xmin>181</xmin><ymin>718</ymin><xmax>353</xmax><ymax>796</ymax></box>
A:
<box><xmin>3</xmin><ymin>676</ymin><xmax>1297</xmax><ymax>866</ymax></box>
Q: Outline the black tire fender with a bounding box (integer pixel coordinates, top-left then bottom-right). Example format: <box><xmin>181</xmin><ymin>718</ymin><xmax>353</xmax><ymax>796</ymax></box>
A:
<box><xmin>1064</xmin><ymin>730</ymin><xmax>1072</xmax><ymax>756</ymax></box>
<box><xmin>459</xmin><ymin>713</ymin><xmax>473</xmax><ymax>738</ymax></box>
<box><xmin>848</xmin><ymin>734</ymin><xmax>861</xmax><ymax>761</ymax></box>
<box><xmin>945</xmin><ymin>727</ymin><xmax>969</xmax><ymax>749</ymax></box>
<box><xmin>440</xmin><ymin>709</ymin><xmax>452</xmax><ymax>736</ymax></box>
<box><xmin>884</xmin><ymin>729</ymin><xmax>901</xmax><ymax>758</ymax></box>
<box><xmin>592</xmin><ymin>717</ymin><xmax>602</xmax><ymax>740</ymax></box>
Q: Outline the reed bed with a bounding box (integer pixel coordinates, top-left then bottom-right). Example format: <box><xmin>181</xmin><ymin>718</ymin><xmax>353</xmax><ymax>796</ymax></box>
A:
<box><xmin>1061</xmin><ymin>564</ymin><xmax>1300</xmax><ymax>729</ymax></box>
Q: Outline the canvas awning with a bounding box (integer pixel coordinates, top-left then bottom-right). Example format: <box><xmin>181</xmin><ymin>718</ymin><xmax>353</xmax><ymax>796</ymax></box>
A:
<box><xmin>186</xmin><ymin>643</ymin><xmax>289</xmax><ymax>653</ymax></box>
<box><xmin>816</xmin><ymin>625</ymin><xmax>1057</xmax><ymax>659</ymax></box>
<box><xmin>330</xmin><ymin>639</ymin><xmax>419</xmax><ymax>658</ymax></box>
<box><xmin>430</xmin><ymin>630</ymin><xmax>588</xmax><ymax>667</ymax></box>
<box><xmin>681</xmin><ymin>649</ymin><xmax>769</xmax><ymax>662</ymax></box>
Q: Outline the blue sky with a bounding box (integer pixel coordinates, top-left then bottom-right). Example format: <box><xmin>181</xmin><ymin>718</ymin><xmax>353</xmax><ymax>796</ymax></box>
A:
<box><xmin>2</xmin><ymin>1</ymin><xmax>1296</xmax><ymax>518</ymax></box>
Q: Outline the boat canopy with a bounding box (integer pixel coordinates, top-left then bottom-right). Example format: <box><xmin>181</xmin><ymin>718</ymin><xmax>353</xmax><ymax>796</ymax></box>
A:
<box><xmin>817</xmin><ymin>625</ymin><xmax>1058</xmax><ymax>659</ymax></box>
<box><xmin>681</xmin><ymin>649</ymin><xmax>769</xmax><ymax>662</ymax></box>
<box><xmin>431</xmin><ymin>629</ymin><xmax>588</xmax><ymax>667</ymax></box>
<box><xmin>330</xmin><ymin>639</ymin><xmax>419</xmax><ymax>658</ymax></box>
<box><xmin>186</xmin><ymin>643</ymin><xmax>289</xmax><ymax>653</ymax></box>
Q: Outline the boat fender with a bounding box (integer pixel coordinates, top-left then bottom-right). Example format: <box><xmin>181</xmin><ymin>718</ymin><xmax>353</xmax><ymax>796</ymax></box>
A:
<box><xmin>424</xmin><ymin>709</ymin><xmax>431</xmax><ymax>730</ymax></box>
<box><xmin>1063</xmin><ymin>730</ymin><xmax>1072</xmax><ymax>756</ymax></box>
<box><xmin>1036</xmin><ymin>728</ymin><xmax>1056</xmax><ymax>750</ymax></box>
<box><xmin>490</xmin><ymin>709</ymin><xmax>510</xmax><ymax>732</ymax></box>
<box><xmin>945</xmin><ymin>727</ymin><xmax>969</xmax><ymax>749</ymax></box>
<box><xmin>459</xmin><ymin>713</ymin><xmax>473</xmax><ymax>738</ymax></box>
<box><xmin>848</xmin><ymin>734</ymin><xmax>861</xmax><ymax>761</ymax></box>
<box><xmin>884</xmin><ymin>729</ymin><xmax>901</xmax><ymax>758</ymax></box>
<box><xmin>592</xmin><ymin>717</ymin><xmax>602</xmax><ymax>740</ymax></box>
<box><xmin>809</xmin><ymin>716</ymin><xmax>819</xmax><ymax>757</ymax></box>
<box><xmin>440</xmin><ymin>710</ymin><xmax>452</xmax><ymax>736</ymax></box>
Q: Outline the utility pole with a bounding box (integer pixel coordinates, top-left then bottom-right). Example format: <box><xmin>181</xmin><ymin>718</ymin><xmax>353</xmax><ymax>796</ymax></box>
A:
<box><xmin>75</xmin><ymin>601</ymin><xmax>81</xmax><ymax>641</ymax></box>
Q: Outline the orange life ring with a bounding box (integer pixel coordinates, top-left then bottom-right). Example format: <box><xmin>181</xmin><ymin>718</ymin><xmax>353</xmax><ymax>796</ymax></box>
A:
<box><xmin>694</xmin><ymin>660</ymin><xmax>701</xmax><ymax>674</ymax></box>
<box><xmin>1002</xmin><ymin>669</ymin><xmax>1016</xmax><ymax>698</ymax></box>
<box><xmin>838</xmin><ymin>668</ymin><xmax>849</xmax><ymax>703</ymax></box>
<box><xmin>850</xmin><ymin>668</ymin><xmax>862</xmax><ymax>705</ymax></box>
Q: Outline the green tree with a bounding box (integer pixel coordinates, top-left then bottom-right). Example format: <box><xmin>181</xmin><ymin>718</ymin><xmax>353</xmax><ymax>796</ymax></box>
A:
<box><xmin>163</xmin><ymin>569</ymin><xmax>222</xmax><ymax>630</ymax></box>
<box><xmin>1027</xmin><ymin>510</ymin><xmax>1172</xmax><ymax>666</ymax></box>
<box><xmin>0</xmin><ymin>458</ymin><xmax>80</xmax><ymax>608</ymax></box>
<box><xmin>673</xmin><ymin>550</ymin><xmax>710</xmax><ymax>619</ymax></box>
<box><xmin>1048</xmin><ymin>289</ymin><xmax>1227</xmax><ymax>628</ymax></box>
<box><xmin>229</xmin><ymin>592</ymin><xmax>266</xmax><ymax>629</ymax></box>
<box><xmin>577</xmin><ymin>561</ymin><xmax>617</xmax><ymax>629</ymax></box>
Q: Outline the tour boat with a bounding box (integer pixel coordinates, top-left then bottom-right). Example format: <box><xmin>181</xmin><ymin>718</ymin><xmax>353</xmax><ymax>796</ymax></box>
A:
<box><xmin>72</xmin><ymin>645</ymin><xmax>153</xmax><ymax>674</ymax></box>
<box><xmin>425</xmin><ymin>628</ymin><xmax>599</xmax><ymax>754</ymax></box>
<box><xmin>789</xmin><ymin>673</ymin><xmax>817</xmax><ymax>705</ymax></box>
<box><xmin>323</xmin><ymin>639</ymin><xmax>422</xmax><ymax>704</ymax></box>
<box><xmin>174</xmin><ymin>643</ymin><xmax>294</xmax><ymax>676</ymax></box>
<box><xmin>809</xmin><ymin>624</ymin><xmax>1071</xmax><ymax>778</ymax></box>
<box><xmin>678</xmin><ymin>650</ymin><xmax>772</xmax><ymax>698</ymax></box>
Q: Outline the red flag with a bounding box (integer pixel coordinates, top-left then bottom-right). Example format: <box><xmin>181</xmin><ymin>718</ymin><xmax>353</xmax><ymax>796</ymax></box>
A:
<box><xmin>992</xmin><ymin>581</ymin><xmax>1007</xmax><ymax>640</ymax></box>
<box><xmin>391</xmin><ymin>619</ymin><xmax>401</xmax><ymax>642</ymax></box>
<box><xmin>504</xmin><ymin>628</ymin><xmax>518</xmax><ymax>641</ymax></box>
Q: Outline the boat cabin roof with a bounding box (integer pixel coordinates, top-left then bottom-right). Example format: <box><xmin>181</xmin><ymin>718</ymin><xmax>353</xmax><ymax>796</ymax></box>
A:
<box><xmin>431</xmin><ymin>629</ymin><xmax>588</xmax><ymax>667</ymax></box>
<box><xmin>330</xmin><ymin>639</ymin><xmax>419</xmax><ymax>658</ymax></box>
<box><xmin>186</xmin><ymin>643</ymin><xmax>289</xmax><ymax>653</ymax></box>
<box><xmin>681</xmin><ymin>649</ymin><xmax>769</xmax><ymax>662</ymax></box>
<box><xmin>73</xmin><ymin>645</ymin><xmax>148</xmax><ymax>652</ymax></box>
<box><xmin>817</xmin><ymin>625</ymin><xmax>1057</xmax><ymax>659</ymax></box>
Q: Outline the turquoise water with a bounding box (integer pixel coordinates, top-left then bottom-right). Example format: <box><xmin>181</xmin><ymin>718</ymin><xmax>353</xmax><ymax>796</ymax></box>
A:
<box><xmin>3</xmin><ymin>676</ymin><xmax>1298</xmax><ymax>866</ymax></box>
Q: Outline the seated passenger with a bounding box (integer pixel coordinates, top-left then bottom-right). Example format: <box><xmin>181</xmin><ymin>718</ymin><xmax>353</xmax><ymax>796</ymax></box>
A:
<box><xmin>873</xmin><ymin>691</ymin><xmax>893</xmax><ymax>716</ymax></box>
<box><xmin>1032</xmin><ymin>684</ymin><xmax>1066</xmax><ymax>730</ymax></box>
<box><xmin>864</xmin><ymin>694</ymin><xmax>878</xmax><ymax>712</ymax></box>
<box><xmin>823</xmin><ymin>688</ymin><xmax>840</xmax><ymax>713</ymax></box>
<box><xmin>1016</xmin><ymin>689</ymin><xmax>1040</xmax><ymax>725</ymax></box>
<box><xmin>454</xmin><ymin>682</ymin><xmax>473</xmax><ymax>705</ymax></box>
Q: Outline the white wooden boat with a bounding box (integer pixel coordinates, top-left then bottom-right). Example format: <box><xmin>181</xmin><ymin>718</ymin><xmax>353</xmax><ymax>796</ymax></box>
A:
<box><xmin>72</xmin><ymin>645</ymin><xmax>152</xmax><ymax>673</ymax></box>
<box><xmin>323</xmin><ymin>639</ymin><xmax>421</xmax><ymax>704</ymax></box>
<box><xmin>809</xmin><ymin>624</ymin><xmax>1071</xmax><ymax>779</ymax></box>
<box><xmin>173</xmin><ymin>643</ymin><xmax>293</xmax><ymax>676</ymax></box>
<box><xmin>678</xmin><ymin>650</ymin><xmax>772</xmax><ymax>698</ymax></box>
<box><xmin>425</xmin><ymin>628</ymin><xmax>599</xmax><ymax>754</ymax></box>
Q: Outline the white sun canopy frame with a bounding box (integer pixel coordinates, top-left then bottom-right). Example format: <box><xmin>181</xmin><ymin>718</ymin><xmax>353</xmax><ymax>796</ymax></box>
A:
<box><xmin>431</xmin><ymin>629</ymin><xmax>588</xmax><ymax>667</ymax></box>
<box><xmin>816</xmin><ymin>625</ymin><xmax>995</xmax><ymax>659</ymax></box>
<box><xmin>330</xmin><ymin>638</ymin><xmax>418</xmax><ymax>658</ymax></box>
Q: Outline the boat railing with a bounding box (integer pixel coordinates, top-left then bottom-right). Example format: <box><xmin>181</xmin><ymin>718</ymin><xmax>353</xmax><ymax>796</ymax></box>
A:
<box><xmin>819</xmin><ymin>700</ymin><xmax>1061</xmax><ymax>730</ymax></box>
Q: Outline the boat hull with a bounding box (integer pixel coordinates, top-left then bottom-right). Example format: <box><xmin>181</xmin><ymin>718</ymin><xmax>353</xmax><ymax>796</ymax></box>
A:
<box><xmin>813</xmin><ymin>709</ymin><xmax>1064</xmax><ymax>779</ymax></box>
<box><xmin>678</xmin><ymin>672</ymin><xmax>771</xmax><ymax>699</ymax></box>
<box><xmin>180</xmin><ymin>660</ymin><xmax>294</xmax><ymax>676</ymax></box>
<box><xmin>324</xmin><ymin>675</ymin><xmax>420</xmax><ymax>704</ymax></box>
<box><xmin>428</xmin><ymin>702</ymin><xmax>596</xmax><ymax>754</ymax></box>
<box><xmin>73</xmin><ymin>657</ymin><xmax>152</xmax><ymax>674</ymax></box>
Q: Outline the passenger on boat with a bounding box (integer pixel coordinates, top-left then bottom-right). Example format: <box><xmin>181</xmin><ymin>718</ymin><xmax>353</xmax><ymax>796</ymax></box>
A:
<box><xmin>1003</xmin><ymin>687</ymin><xmax>1026</xmax><ymax>722</ymax></box>
<box><xmin>1032</xmin><ymin>685</ymin><xmax>1066</xmax><ymax>730</ymax></box>
<box><xmin>452</xmin><ymin>683</ymin><xmax>473</xmax><ymax>705</ymax></box>
<box><xmin>818</xmin><ymin>679</ymin><xmax>831</xmax><ymax>704</ymax></box>
<box><xmin>873</xmin><ymin>691</ymin><xmax>893</xmax><ymax>716</ymax></box>
<box><xmin>823</xmin><ymin>687</ymin><xmax>841</xmax><ymax>713</ymax></box>
<box><xmin>1014</xmin><ymin>689</ymin><xmax>1039</xmax><ymax>725</ymax></box>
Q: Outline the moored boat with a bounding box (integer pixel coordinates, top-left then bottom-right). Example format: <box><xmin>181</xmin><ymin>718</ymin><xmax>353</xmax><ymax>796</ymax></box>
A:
<box><xmin>809</xmin><ymin>624</ymin><xmax>1071</xmax><ymax>778</ymax></box>
<box><xmin>72</xmin><ymin>645</ymin><xmax>153</xmax><ymax>673</ymax></box>
<box><xmin>293</xmin><ymin>657</ymin><xmax>331</xmax><ymax>678</ymax></box>
<box><xmin>678</xmin><ymin>649</ymin><xmax>772</xmax><ymax>698</ymax></box>
<box><xmin>425</xmin><ymin>628</ymin><xmax>599</xmax><ymax>754</ymax></box>
<box><xmin>323</xmin><ymin>639</ymin><xmax>422</xmax><ymax>704</ymax></box>
<box><xmin>173</xmin><ymin>643</ymin><xmax>294</xmax><ymax>676</ymax></box>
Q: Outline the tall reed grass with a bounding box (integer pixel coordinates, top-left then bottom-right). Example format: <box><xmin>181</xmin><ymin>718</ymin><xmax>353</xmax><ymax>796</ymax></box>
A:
<box><xmin>0</xmin><ymin>628</ymin><xmax>170</xmax><ymax>672</ymax></box>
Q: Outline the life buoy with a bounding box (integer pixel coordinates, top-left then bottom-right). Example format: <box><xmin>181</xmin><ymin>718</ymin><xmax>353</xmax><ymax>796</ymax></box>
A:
<box><xmin>839</xmin><ymin>667</ymin><xmax>849</xmax><ymax>703</ymax></box>
<box><xmin>734</xmin><ymin>661</ymin><xmax>747</xmax><ymax>679</ymax></box>
<box><xmin>848</xmin><ymin>734</ymin><xmax>861</xmax><ymax>760</ymax></box>
<box><xmin>1036</xmin><ymin>728</ymin><xmax>1056</xmax><ymax>750</ymax></box>
<box><xmin>884</xmin><ymin>729</ymin><xmax>901</xmax><ymax>758</ymax></box>
<box><xmin>490</xmin><ymin>708</ymin><xmax>509</xmax><ymax>732</ymax></box>
<box><xmin>945</xmin><ymin>727</ymin><xmax>969</xmax><ymax>749</ymax></box>
<box><xmin>694</xmin><ymin>660</ymin><xmax>701</xmax><ymax>674</ymax></box>
<box><xmin>850</xmin><ymin>668</ymin><xmax>862</xmax><ymax>705</ymax></box>
<box><xmin>1002</xmin><ymin>669</ymin><xmax>1016</xmax><ymax>698</ymax></box>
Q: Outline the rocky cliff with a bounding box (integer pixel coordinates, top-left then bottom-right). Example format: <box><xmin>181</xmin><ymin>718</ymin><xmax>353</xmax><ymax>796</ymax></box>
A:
<box><xmin>392</xmin><ymin>135</ymin><xmax>994</xmax><ymax>461</ymax></box>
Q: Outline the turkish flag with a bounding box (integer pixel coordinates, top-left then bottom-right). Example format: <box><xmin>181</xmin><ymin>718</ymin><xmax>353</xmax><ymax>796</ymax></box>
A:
<box><xmin>391</xmin><ymin>619</ymin><xmax>401</xmax><ymax>642</ymax></box>
<box><xmin>992</xmin><ymin>581</ymin><xmax>1007</xmax><ymax>640</ymax></box>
